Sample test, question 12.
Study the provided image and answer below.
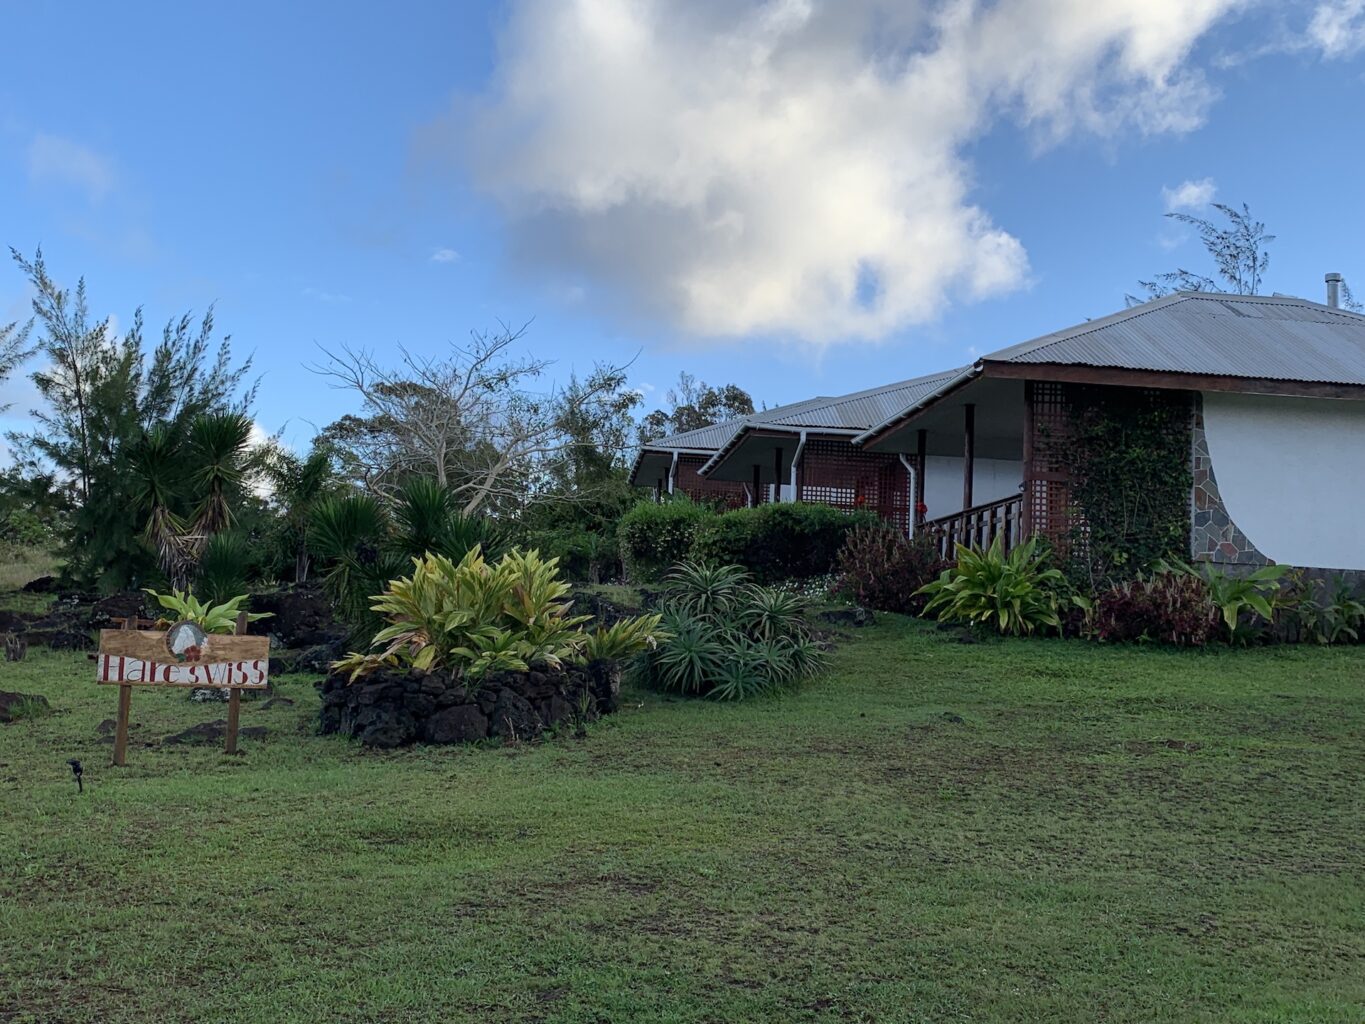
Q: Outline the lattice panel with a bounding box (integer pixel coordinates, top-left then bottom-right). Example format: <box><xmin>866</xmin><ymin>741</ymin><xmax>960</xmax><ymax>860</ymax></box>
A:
<box><xmin>798</xmin><ymin>438</ymin><xmax>911</xmax><ymax>534</ymax></box>
<box><xmin>672</xmin><ymin>455</ymin><xmax>749</xmax><ymax>510</ymax></box>
<box><xmin>1024</xmin><ymin>380</ymin><xmax>1076</xmax><ymax>553</ymax></box>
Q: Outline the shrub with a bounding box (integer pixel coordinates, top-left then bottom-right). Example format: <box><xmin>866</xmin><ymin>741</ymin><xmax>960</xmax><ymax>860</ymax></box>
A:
<box><xmin>1162</xmin><ymin>558</ymin><xmax>1289</xmax><ymax>641</ymax></box>
<box><xmin>616</xmin><ymin>497</ymin><xmax>715</xmax><ymax>582</ymax></box>
<box><xmin>918</xmin><ymin>536</ymin><xmax>1068</xmax><ymax>636</ymax></box>
<box><xmin>1293</xmin><ymin>577</ymin><xmax>1365</xmax><ymax>644</ymax></box>
<box><xmin>690</xmin><ymin>503</ymin><xmax>879</xmax><ymax>582</ymax></box>
<box><xmin>310</xmin><ymin>481</ymin><xmax>505</xmax><ymax>636</ymax></box>
<box><xmin>1089</xmin><ymin>571</ymin><xmax>1218</xmax><ymax>646</ymax></box>
<box><xmin>334</xmin><ymin>546</ymin><xmax>663</xmax><ymax>681</ymax></box>
<box><xmin>524</xmin><ymin>527</ymin><xmax>621</xmax><ymax>583</ymax></box>
<box><xmin>834</xmin><ymin>524</ymin><xmax>946</xmax><ymax>614</ymax></box>
<box><xmin>196</xmin><ymin>531</ymin><xmax>252</xmax><ymax>605</ymax></box>
<box><xmin>636</xmin><ymin>560</ymin><xmax>825</xmax><ymax>700</ymax></box>
<box><xmin>144</xmin><ymin>590</ymin><xmax>272</xmax><ymax>634</ymax></box>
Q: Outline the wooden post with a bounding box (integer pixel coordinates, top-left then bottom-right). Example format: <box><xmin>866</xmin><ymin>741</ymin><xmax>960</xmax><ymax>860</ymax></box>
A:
<box><xmin>112</xmin><ymin>616</ymin><xmax>135</xmax><ymax>766</ymax></box>
<box><xmin>654</xmin><ymin>477</ymin><xmax>663</xmax><ymax>503</ymax></box>
<box><xmin>751</xmin><ymin>464</ymin><xmax>761</xmax><ymax>508</ymax></box>
<box><xmin>773</xmin><ymin>447</ymin><xmax>784</xmax><ymax>503</ymax></box>
<box><xmin>225</xmin><ymin>610</ymin><xmax>248</xmax><ymax>756</ymax></box>
<box><xmin>914</xmin><ymin>428</ymin><xmax>927</xmax><ymax>526</ymax></box>
<box><xmin>963</xmin><ymin>404</ymin><xmax>976</xmax><ymax>511</ymax></box>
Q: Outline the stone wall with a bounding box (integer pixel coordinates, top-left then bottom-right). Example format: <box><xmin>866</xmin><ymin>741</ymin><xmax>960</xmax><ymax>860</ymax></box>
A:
<box><xmin>317</xmin><ymin>661</ymin><xmax>622</xmax><ymax>748</ymax></box>
<box><xmin>1190</xmin><ymin>398</ymin><xmax>1268</xmax><ymax>567</ymax></box>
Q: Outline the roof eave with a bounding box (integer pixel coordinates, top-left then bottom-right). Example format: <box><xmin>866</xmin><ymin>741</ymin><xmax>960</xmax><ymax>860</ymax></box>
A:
<box><xmin>854</xmin><ymin>365</ymin><xmax>983</xmax><ymax>449</ymax></box>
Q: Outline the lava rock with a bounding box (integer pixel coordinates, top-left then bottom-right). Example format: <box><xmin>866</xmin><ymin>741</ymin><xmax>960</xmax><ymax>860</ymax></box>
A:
<box><xmin>490</xmin><ymin>688</ymin><xmax>542</xmax><ymax>741</ymax></box>
<box><xmin>90</xmin><ymin>592</ymin><xmax>149</xmax><ymax>629</ymax></box>
<box><xmin>0</xmin><ymin>691</ymin><xmax>50</xmax><ymax>723</ymax></box>
<box><xmin>250</xmin><ymin>584</ymin><xmax>344</xmax><ymax>648</ymax></box>
<box><xmin>162</xmin><ymin>720</ymin><xmax>268</xmax><ymax>745</ymax></box>
<box><xmin>819</xmin><ymin>607</ymin><xmax>875</xmax><ymax>628</ymax></box>
<box><xmin>21</xmin><ymin>575</ymin><xmax>55</xmax><ymax>593</ymax></box>
<box><xmin>425</xmin><ymin>704</ymin><xmax>489</xmax><ymax>744</ymax></box>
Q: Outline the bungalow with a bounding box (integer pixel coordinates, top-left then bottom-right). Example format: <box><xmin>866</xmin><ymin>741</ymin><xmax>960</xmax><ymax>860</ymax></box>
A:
<box><xmin>636</xmin><ymin>282</ymin><xmax>1365</xmax><ymax>574</ymax></box>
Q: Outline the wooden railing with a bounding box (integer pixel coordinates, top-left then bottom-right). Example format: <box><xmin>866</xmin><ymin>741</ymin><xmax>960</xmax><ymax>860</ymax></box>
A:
<box><xmin>921</xmin><ymin>494</ymin><xmax>1024</xmax><ymax>560</ymax></box>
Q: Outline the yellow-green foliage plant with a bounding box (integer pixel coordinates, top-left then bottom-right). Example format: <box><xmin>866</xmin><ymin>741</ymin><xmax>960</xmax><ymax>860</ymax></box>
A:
<box><xmin>335</xmin><ymin>546</ymin><xmax>663</xmax><ymax>681</ymax></box>
<box><xmin>144</xmin><ymin>589</ymin><xmax>272</xmax><ymax>634</ymax></box>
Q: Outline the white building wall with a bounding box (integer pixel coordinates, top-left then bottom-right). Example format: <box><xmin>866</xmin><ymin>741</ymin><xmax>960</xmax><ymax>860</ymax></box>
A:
<box><xmin>1202</xmin><ymin>392</ymin><xmax>1365</xmax><ymax>570</ymax></box>
<box><xmin>922</xmin><ymin>456</ymin><xmax>1022</xmax><ymax>521</ymax></box>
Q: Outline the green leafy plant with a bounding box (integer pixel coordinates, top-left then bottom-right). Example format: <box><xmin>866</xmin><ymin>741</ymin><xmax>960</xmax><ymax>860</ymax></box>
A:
<box><xmin>1289</xmin><ymin>576</ymin><xmax>1365</xmax><ymax>645</ymax></box>
<box><xmin>310</xmin><ymin>481</ymin><xmax>504</xmax><ymax>639</ymax></box>
<box><xmin>616</xmin><ymin>497</ymin><xmax>715</xmax><ymax>582</ymax></box>
<box><xmin>1161</xmin><ymin>558</ymin><xmax>1289</xmax><ymax>640</ymax></box>
<box><xmin>581</xmin><ymin>615</ymin><xmax>666</xmax><ymax>662</ymax></box>
<box><xmin>689</xmin><ymin>502</ymin><xmax>880</xmax><ymax>582</ymax></box>
<box><xmin>917</xmin><ymin>536</ymin><xmax>1068</xmax><ymax>636</ymax></box>
<box><xmin>636</xmin><ymin>561</ymin><xmax>825</xmax><ymax>700</ymax></box>
<box><xmin>336</xmin><ymin>546</ymin><xmax>663</xmax><ymax>681</ymax></box>
<box><xmin>144</xmin><ymin>589</ymin><xmax>271</xmax><ymax>634</ymax></box>
<box><xmin>196</xmin><ymin>531</ymin><xmax>252</xmax><ymax>605</ymax></box>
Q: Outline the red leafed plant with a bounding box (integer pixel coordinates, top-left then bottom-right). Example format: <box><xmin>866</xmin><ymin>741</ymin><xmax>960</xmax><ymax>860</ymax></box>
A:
<box><xmin>1090</xmin><ymin>571</ymin><xmax>1219</xmax><ymax>646</ymax></box>
<box><xmin>834</xmin><ymin>524</ymin><xmax>947</xmax><ymax>615</ymax></box>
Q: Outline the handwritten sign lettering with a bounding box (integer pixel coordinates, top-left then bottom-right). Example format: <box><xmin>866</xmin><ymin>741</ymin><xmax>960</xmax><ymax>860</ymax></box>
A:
<box><xmin>96</xmin><ymin>629</ymin><xmax>270</xmax><ymax>689</ymax></box>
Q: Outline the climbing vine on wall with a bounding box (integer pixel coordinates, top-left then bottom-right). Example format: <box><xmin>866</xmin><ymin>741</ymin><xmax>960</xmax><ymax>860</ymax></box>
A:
<box><xmin>1068</xmin><ymin>387</ymin><xmax>1193</xmax><ymax>583</ymax></box>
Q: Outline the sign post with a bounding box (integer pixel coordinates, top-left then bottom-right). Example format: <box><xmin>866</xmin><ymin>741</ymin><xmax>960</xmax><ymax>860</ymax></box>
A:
<box><xmin>97</xmin><ymin>612</ymin><xmax>269</xmax><ymax>765</ymax></box>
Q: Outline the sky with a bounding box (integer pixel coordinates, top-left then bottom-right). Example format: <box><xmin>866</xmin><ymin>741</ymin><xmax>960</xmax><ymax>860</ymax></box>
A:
<box><xmin>2</xmin><ymin>0</ymin><xmax>1364</xmax><ymax>456</ymax></box>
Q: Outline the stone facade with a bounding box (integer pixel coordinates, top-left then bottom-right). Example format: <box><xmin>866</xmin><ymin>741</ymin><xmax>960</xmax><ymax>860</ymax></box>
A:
<box><xmin>1190</xmin><ymin>397</ymin><xmax>1268</xmax><ymax>567</ymax></box>
<box><xmin>317</xmin><ymin>661</ymin><xmax>622</xmax><ymax>749</ymax></box>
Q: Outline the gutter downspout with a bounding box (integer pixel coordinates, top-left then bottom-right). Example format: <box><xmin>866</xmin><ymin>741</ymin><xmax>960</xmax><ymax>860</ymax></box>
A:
<box><xmin>789</xmin><ymin>430</ymin><xmax>807</xmax><ymax>503</ymax></box>
<box><xmin>667</xmin><ymin>452</ymin><xmax>679</xmax><ymax>495</ymax></box>
<box><xmin>898</xmin><ymin>454</ymin><xmax>917</xmax><ymax>538</ymax></box>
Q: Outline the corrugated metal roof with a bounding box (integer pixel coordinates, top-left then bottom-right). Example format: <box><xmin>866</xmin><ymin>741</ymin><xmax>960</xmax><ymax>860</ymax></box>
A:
<box><xmin>756</xmin><ymin>368</ymin><xmax>967</xmax><ymax>430</ymax></box>
<box><xmin>987</xmin><ymin>292</ymin><xmax>1365</xmax><ymax>383</ymax></box>
<box><xmin>698</xmin><ymin>368</ymin><xmax>967</xmax><ymax>473</ymax></box>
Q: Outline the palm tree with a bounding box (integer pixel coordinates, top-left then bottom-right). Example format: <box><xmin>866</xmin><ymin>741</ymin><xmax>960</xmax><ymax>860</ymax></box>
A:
<box><xmin>267</xmin><ymin>447</ymin><xmax>335</xmax><ymax>583</ymax></box>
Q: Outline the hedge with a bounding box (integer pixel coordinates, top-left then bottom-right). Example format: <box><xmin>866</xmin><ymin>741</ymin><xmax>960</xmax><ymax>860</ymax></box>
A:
<box><xmin>690</xmin><ymin>503</ymin><xmax>880</xmax><ymax>582</ymax></box>
<box><xmin>616</xmin><ymin>497</ymin><xmax>715</xmax><ymax>582</ymax></box>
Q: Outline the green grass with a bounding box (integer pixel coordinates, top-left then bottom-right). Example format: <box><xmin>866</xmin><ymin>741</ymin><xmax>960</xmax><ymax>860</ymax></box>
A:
<box><xmin>1</xmin><ymin>620</ymin><xmax>1362</xmax><ymax>1023</ymax></box>
<box><xmin>0</xmin><ymin>543</ymin><xmax>59</xmax><ymax>593</ymax></box>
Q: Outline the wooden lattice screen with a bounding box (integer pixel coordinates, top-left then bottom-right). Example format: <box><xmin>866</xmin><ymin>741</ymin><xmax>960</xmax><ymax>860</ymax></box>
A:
<box><xmin>798</xmin><ymin>438</ymin><xmax>911</xmax><ymax>533</ymax></box>
<box><xmin>672</xmin><ymin>455</ymin><xmax>749</xmax><ymax>510</ymax></box>
<box><xmin>1024</xmin><ymin>380</ymin><xmax>1076</xmax><ymax>552</ymax></box>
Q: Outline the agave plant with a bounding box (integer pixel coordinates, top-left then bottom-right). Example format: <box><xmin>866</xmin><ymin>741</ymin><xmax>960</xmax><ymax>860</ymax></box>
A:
<box><xmin>638</xmin><ymin>561</ymin><xmax>825</xmax><ymax>701</ymax></box>
<box><xmin>917</xmin><ymin>535</ymin><xmax>1067</xmax><ymax>636</ymax></box>
<box><xmin>664</xmin><ymin>561</ymin><xmax>748</xmax><ymax>618</ymax></box>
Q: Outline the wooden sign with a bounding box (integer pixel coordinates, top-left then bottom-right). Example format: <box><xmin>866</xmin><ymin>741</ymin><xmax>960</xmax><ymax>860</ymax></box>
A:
<box><xmin>96</xmin><ymin>628</ymin><xmax>269</xmax><ymax>688</ymax></box>
<box><xmin>97</xmin><ymin>612</ymin><xmax>269</xmax><ymax>765</ymax></box>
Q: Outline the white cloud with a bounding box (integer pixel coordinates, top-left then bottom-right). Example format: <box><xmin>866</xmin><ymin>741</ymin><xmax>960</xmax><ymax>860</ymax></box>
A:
<box><xmin>430</xmin><ymin>247</ymin><xmax>460</xmax><ymax>263</ymax></box>
<box><xmin>1308</xmin><ymin>0</ymin><xmax>1365</xmax><ymax>57</ymax></box>
<box><xmin>1162</xmin><ymin>177</ymin><xmax>1218</xmax><ymax>212</ymax></box>
<box><xmin>26</xmin><ymin>134</ymin><xmax>116</xmax><ymax>202</ymax></box>
<box><xmin>442</xmin><ymin>0</ymin><xmax>1238</xmax><ymax>344</ymax></box>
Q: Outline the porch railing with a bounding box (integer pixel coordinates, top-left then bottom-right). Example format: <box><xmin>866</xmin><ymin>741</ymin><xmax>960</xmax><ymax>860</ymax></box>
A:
<box><xmin>921</xmin><ymin>493</ymin><xmax>1024</xmax><ymax>560</ymax></box>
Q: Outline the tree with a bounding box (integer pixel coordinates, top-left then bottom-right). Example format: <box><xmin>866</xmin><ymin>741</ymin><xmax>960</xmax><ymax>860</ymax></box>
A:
<box><xmin>262</xmin><ymin>441</ymin><xmax>340</xmax><ymax>583</ymax></box>
<box><xmin>637</xmin><ymin>372</ymin><xmax>756</xmax><ymax>444</ymax></box>
<box><xmin>6</xmin><ymin>249</ymin><xmax>256</xmax><ymax>591</ymax></box>
<box><xmin>313</xmin><ymin>323</ymin><xmax>635</xmax><ymax>515</ymax></box>
<box><xmin>1130</xmin><ymin>203</ymin><xmax>1274</xmax><ymax>305</ymax></box>
<box><xmin>0</xmin><ymin>319</ymin><xmax>33</xmax><ymax>411</ymax></box>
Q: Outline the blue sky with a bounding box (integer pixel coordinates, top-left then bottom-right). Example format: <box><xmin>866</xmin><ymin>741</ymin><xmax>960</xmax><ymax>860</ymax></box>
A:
<box><xmin>2</xmin><ymin>0</ymin><xmax>1364</xmax><ymax>454</ymax></box>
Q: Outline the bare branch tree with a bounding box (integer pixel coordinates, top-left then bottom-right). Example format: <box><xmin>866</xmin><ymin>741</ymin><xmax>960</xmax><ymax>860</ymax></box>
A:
<box><xmin>313</xmin><ymin>323</ymin><xmax>634</xmax><ymax>515</ymax></box>
<box><xmin>1129</xmin><ymin>202</ymin><xmax>1275</xmax><ymax>306</ymax></box>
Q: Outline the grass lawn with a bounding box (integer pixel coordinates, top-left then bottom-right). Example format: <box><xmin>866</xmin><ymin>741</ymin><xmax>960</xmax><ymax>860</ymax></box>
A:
<box><xmin>1</xmin><ymin>618</ymin><xmax>1362</xmax><ymax>1023</ymax></box>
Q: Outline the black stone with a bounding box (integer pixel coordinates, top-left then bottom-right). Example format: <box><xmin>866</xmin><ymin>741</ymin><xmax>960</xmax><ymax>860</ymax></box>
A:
<box><xmin>425</xmin><ymin>704</ymin><xmax>489</xmax><ymax>744</ymax></box>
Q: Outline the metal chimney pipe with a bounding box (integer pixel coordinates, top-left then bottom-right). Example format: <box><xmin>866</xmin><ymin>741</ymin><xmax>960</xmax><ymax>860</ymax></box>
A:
<box><xmin>1326</xmin><ymin>272</ymin><xmax>1343</xmax><ymax>308</ymax></box>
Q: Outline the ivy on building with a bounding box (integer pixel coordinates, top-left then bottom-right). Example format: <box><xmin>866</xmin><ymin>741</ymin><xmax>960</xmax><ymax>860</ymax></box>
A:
<box><xmin>1067</xmin><ymin>386</ymin><xmax>1192</xmax><ymax>583</ymax></box>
